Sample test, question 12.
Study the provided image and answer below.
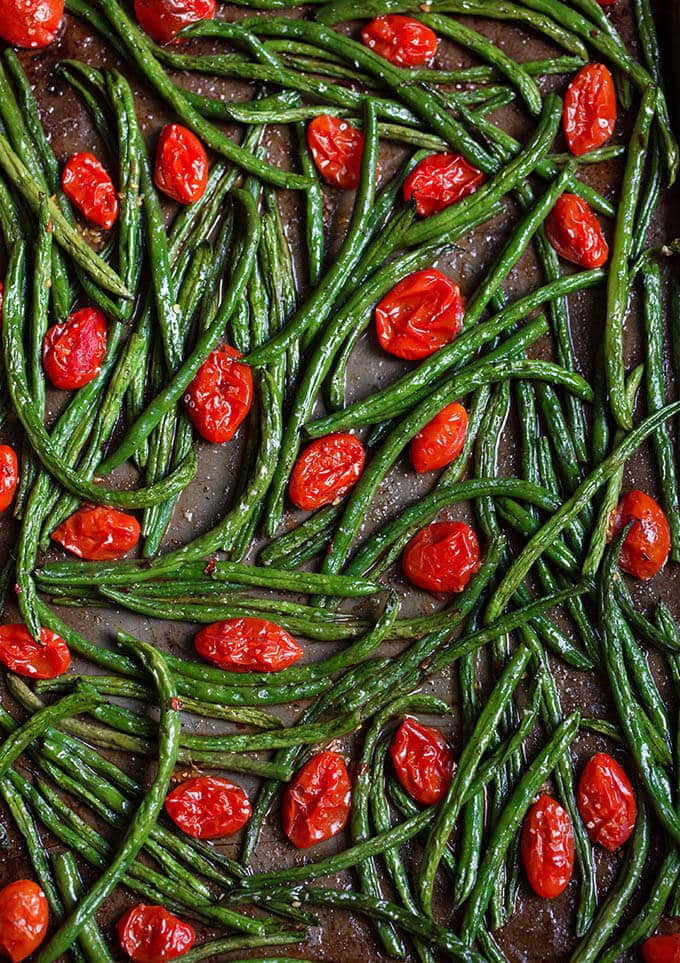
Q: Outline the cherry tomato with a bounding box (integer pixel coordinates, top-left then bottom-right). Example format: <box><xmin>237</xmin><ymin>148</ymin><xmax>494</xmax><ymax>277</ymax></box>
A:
<box><xmin>51</xmin><ymin>505</ymin><xmax>141</xmax><ymax>561</ymax></box>
<box><xmin>403</xmin><ymin>153</ymin><xmax>485</xmax><ymax>217</ymax></box>
<box><xmin>0</xmin><ymin>625</ymin><xmax>70</xmax><ymax>680</ymax></box>
<box><xmin>409</xmin><ymin>402</ymin><xmax>468</xmax><ymax>473</ymax></box>
<box><xmin>281</xmin><ymin>750</ymin><xmax>351</xmax><ymax>849</ymax></box>
<box><xmin>375</xmin><ymin>268</ymin><xmax>465</xmax><ymax>361</ymax></box>
<box><xmin>563</xmin><ymin>63</ymin><xmax>616</xmax><ymax>156</ymax></box>
<box><xmin>596</xmin><ymin>0</ymin><xmax>616</xmax><ymax>4</ymax></box>
<box><xmin>42</xmin><ymin>307</ymin><xmax>108</xmax><ymax>391</ymax></box>
<box><xmin>577</xmin><ymin>752</ymin><xmax>636</xmax><ymax>851</ymax></box>
<box><xmin>545</xmin><ymin>193</ymin><xmax>609</xmax><ymax>268</ymax></box>
<box><xmin>521</xmin><ymin>794</ymin><xmax>574</xmax><ymax>899</ymax></box>
<box><xmin>117</xmin><ymin>904</ymin><xmax>195</xmax><ymax>963</ymax></box>
<box><xmin>0</xmin><ymin>0</ymin><xmax>63</xmax><ymax>48</ymax></box>
<box><xmin>134</xmin><ymin>0</ymin><xmax>215</xmax><ymax>44</ymax></box>
<box><xmin>0</xmin><ymin>445</ymin><xmax>19</xmax><ymax>512</ymax></box>
<box><xmin>289</xmin><ymin>434</ymin><xmax>365</xmax><ymax>511</ymax></box>
<box><xmin>643</xmin><ymin>935</ymin><xmax>680</xmax><ymax>963</ymax></box>
<box><xmin>307</xmin><ymin>115</ymin><xmax>365</xmax><ymax>190</ymax></box>
<box><xmin>184</xmin><ymin>344</ymin><xmax>253</xmax><ymax>444</ymax></box>
<box><xmin>62</xmin><ymin>153</ymin><xmax>119</xmax><ymax>230</ymax></box>
<box><xmin>389</xmin><ymin>717</ymin><xmax>454</xmax><ymax>805</ymax></box>
<box><xmin>608</xmin><ymin>490</ymin><xmax>670</xmax><ymax>580</ymax></box>
<box><xmin>0</xmin><ymin>881</ymin><xmax>48</xmax><ymax>963</ymax></box>
<box><xmin>165</xmin><ymin>776</ymin><xmax>251</xmax><ymax>838</ymax></box>
<box><xmin>194</xmin><ymin>618</ymin><xmax>303</xmax><ymax>673</ymax></box>
<box><xmin>360</xmin><ymin>15</ymin><xmax>438</xmax><ymax>66</ymax></box>
<box><xmin>402</xmin><ymin>520</ymin><xmax>480</xmax><ymax>593</ymax></box>
<box><xmin>154</xmin><ymin>124</ymin><xmax>208</xmax><ymax>205</ymax></box>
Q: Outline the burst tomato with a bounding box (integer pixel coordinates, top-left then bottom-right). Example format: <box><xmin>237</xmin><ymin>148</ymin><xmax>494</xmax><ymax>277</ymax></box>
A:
<box><xmin>563</xmin><ymin>63</ymin><xmax>616</xmax><ymax>156</ymax></box>
<box><xmin>375</xmin><ymin>268</ymin><xmax>465</xmax><ymax>361</ymax></box>
<box><xmin>134</xmin><ymin>0</ymin><xmax>215</xmax><ymax>44</ymax></box>
<box><xmin>154</xmin><ymin>124</ymin><xmax>208</xmax><ymax>204</ymax></box>
<box><xmin>389</xmin><ymin>717</ymin><xmax>454</xmax><ymax>805</ymax></box>
<box><xmin>402</xmin><ymin>520</ymin><xmax>480</xmax><ymax>593</ymax></box>
<box><xmin>165</xmin><ymin>776</ymin><xmax>251</xmax><ymax>838</ymax></box>
<box><xmin>184</xmin><ymin>344</ymin><xmax>253</xmax><ymax>443</ymax></box>
<box><xmin>117</xmin><ymin>904</ymin><xmax>195</xmax><ymax>963</ymax></box>
<box><xmin>577</xmin><ymin>752</ymin><xmax>636</xmax><ymax>851</ymax></box>
<box><xmin>289</xmin><ymin>433</ymin><xmax>365</xmax><ymax>511</ymax></box>
<box><xmin>0</xmin><ymin>625</ymin><xmax>70</xmax><ymax>679</ymax></box>
<box><xmin>0</xmin><ymin>0</ymin><xmax>63</xmax><ymax>48</ymax></box>
<box><xmin>0</xmin><ymin>881</ymin><xmax>48</xmax><ymax>963</ymax></box>
<box><xmin>0</xmin><ymin>445</ymin><xmax>18</xmax><ymax>512</ymax></box>
<box><xmin>403</xmin><ymin>152</ymin><xmax>485</xmax><ymax>217</ymax></box>
<box><xmin>281</xmin><ymin>750</ymin><xmax>351</xmax><ymax>848</ymax></box>
<box><xmin>194</xmin><ymin>618</ymin><xmax>303</xmax><ymax>673</ymax></box>
<box><xmin>51</xmin><ymin>505</ymin><xmax>141</xmax><ymax>561</ymax></box>
<box><xmin>521</xmin><ymin>795</ymin><xmax>574</xmax><ymax>899</ymax></box>
<box><xmin>43</xmin><ymin>307</ymin><xmax>108</xmax><ymax>391</ymax></box>
<box><xmin>410</xmin><ymin>402</ymin><xmax>468</xmax><ymax>473</ymax></box>
<box><xmin>545</xmin><ymin>193</ymin><xmax>609</xmax><ymax>268</ymax></box>
<box><xmin>361</xmin><ymin>15</ymin><xmax>438</xmax><ymax>66</ymax></box>
<box><xmin>307</xmin><ymin>115</ymin><xmax>365</xmax><ymax>190</ymax></box>
<box><xmin>643</xmin><ymin>935</ymin><xmax>680</xmax><ymax>963</ymax></box>
<box><xmin>609</xmin><ymin>490</ymin><xmax>670</xmax><ymax>580</ymax></box>
<box><xmin>62</xmin><ymin>153</ymin><xmax>119</xmax><ymax>230</ymax></box>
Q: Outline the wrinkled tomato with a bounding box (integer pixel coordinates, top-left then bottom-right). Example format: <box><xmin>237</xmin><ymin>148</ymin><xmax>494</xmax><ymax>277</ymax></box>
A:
<box><xmin>281</xmin><ymin>750</ymin><xmax>351</xmax><ymax>848</ymax></box>
<box><xmin>0</xmin><ymin>445</ymin><xmax>19</xmax><ymax>513</ymax></box>
<box><xmin>289</xmin><ymin>433</ymin><xmax>365</xmax><ymax>511</ymax></box>
<box><xmin>194</xmin><ymin>618</ymin><xmax>303</xmax><ymax>673</ymax></box>
<box><xmin>609</xmin><ymin>489</ymin><xmax>670</xmax><ymax>580</ymax></box>
<box><xmin>643</xmin><ymin>935</ymin><xmax>680</xmax><ymax>963</ymax></box>
<box><xmin>184</xmin><ymin>344</ymin><xmax>253</xmax><ymax>443</ymax></box>
<box><xmin>43</xmin><ymin>307</ymin><xmax>108</xmax><ymax>391</ymax></box>
<box><xmin>577</xmin><ymin>752</ymin><xmax>636</xmax><ymax>851</ymax></box>
<box><xmin>389</xmin><ymin>717</ymin><xmax>454</xmax><ymax>805</ymax></box>
<box><xmin>403</xmin><ymin>153</ymin><xmax>485</xmax><ymax>217</ymax></box>
<box><xmin>410</xmin><ymin>402</ymin><xmax>468</xmax><ymax>473</ymax></box>
<box><xmin>563</xmin><ymin>63</ymin><xmax>616</xmax><ymax>156</ymax></box>
<box><xmin>402</xmin><ymin>520</ymin><xmax>480</xmax><ymax>593</ymax></box>
<box><xmin>62</xmin><ymin>153</ymin><xmax>119</xmax><ymax>230</ymax></box>
<box><xmin>307</xmin><ymin>115</ymin><xmax>365</xmax><ymax>190</ymax></box>
<box><xmin>154</xmin><ymin>124</ymin><xmax>208</xmax><ymax>204</ymax></box>
<box><xmin>51</xmin><ymin>505</ymin><xmax>141</xmax><ymax>561</ymax></box>
<box><xmin>361</xmin><ymin>15</ymin><xmax>438</xmax><ymax>67</ymax></box>
<box><xmin>0</xmin><ymin>0</ymin><xmax>63</xmax><ymax>48</ymax></box>
<box><xmin>0</xmin><ymin>880</ymin><xmax>48</xmax><ymax>963</ymax></box>
<box><xmin>165</xmin><ymin>776</ymin><xmax>251</xmax><ymax>838</ymax></box>
<box><xmin>134</xmin><ymin>0</ymin><xmax>215</xmax><ymax>44</ymax></box>
<box><xmin>0</xmin><ymin>625</ymin><xmax>70</xmax><ymax>680</ymax></box>
<box><xmin>375</xmin><ymin>268</ymin><xmax>465</xmax><ymax>361</ymax></box>
<box><xmin>521</xmin><ymin>794</ymin><xmax>574</xmax><ymax>899</ymax></box>
<box><xmin>117</xmin><ymin>904</ymin><xmax>195</xmax><ymax>963</ymax></box>
<box><xmin>545</xmin><ymin>193</ymin><xmax>609</xmax><ymax>268</ymax></box>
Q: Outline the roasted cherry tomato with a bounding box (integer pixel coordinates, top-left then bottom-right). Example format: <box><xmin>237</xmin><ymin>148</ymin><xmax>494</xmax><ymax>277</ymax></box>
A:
<box><xmin>0</xmin><ymin>881</ymin><xmax>48</xmax><ymax>963</ymax></box>
<box><xmin>184</xmin><ymin>344</ymin><xmax>253</xmax><ymax>444</ymax></box>
<box><xmin>521</xmin><ymin>794</ymin><xmax>574</xmax><ymax>899</ymax></box>
<box><xmin>375</xmin><ymin>268</ymin><xmax>465</xmax><ymax>361</ymax></box>
<box><xmin>0</xmin><ymin>445</ymin><xmax>19</xmax><ymax>513</ymax></box>
<box><xmin>0</xmin><ymin>625</ymin><xmax>70</xmax><ymax>680</ymax></box>
<box><xmin>577</xmin><ymin>752</ymin><xmax>636</xmax><ymax>851</ymax></box>
<box><xmin>165</xmin><ymin>776</ymin><xmax>251</xmax><ymax>838</ymax></box>
<box><xmin>289</xmin><ymin>433</ymin><xmax>365</xmax><ymax>511</ymax></box>
<box><xmin>410</xmin><ymin>402</ymin><xmax>468</xmax><ymax>473</ymax></box>
<box><xmin>281</xmin><ymin>750</ymin><xmax>351</xmax><ymax>849</ymax></box>
<box><xmin>0</xmin><ymin>0</ymin><xmax>63</xmax><ymax>48</ymax></box>
<box><xmin>117</xmin><ymin>904</ymin><xmax>195</xmax><ymax>963</ymax></box>
<box><xmin>307</xmin><ymin>115</ymin><xmax>365</xmax><ymax>190</ymax></box>
<box><xmin>608</xmin><ymin>490</ymin><xmax>670</xmax><ymax>580</ymax></box>
<box><xmin>563</xmin><ymin>63</ymin><xmax>616</xmax><ymax>156</ymax></box>
<box><xmin>62</xmin><ymin>153</ymin><xmax>119</xmax><ymax>230</ymax></box>
<box><xmin>403</xmin><ymin>153</ymin><xmax>485</xmax><ymax>217</ymax></box>
<box><xmin>43</xmin><ymin>307</ymin><xmax>108</xmax><ymax>391</ymax></box>
<box><xmin>402</xmin><ymin>520</ymin><xmax>480</xmax><ymax>593</ymax></box>
<box><xmin>545</xmin><ymin>193</ymin><xmax>609</xmax><ymax>268</ymax></box>
<box><xmin>643</xmin><ymin>935</ymin><xmax>680</xmax><ymax>963</ymax></box>
<box><xmin>389</xmin><ymin>717</ymin><xmax>454</xmax><ymax>805</ymax></box>
<box><xmin>134</xmin><ymin>0</ymin><xmax>215</xmax><ymax>44</ymax></box>
<box><xmin>194</xmin><ymin>618</ymin><xmax>303</xmax><ymax>673</ymax></box>
<box><xmin>51</xmin><ymin>505</ymin><xmax>141</xmax><ymax>561</ymax></box>
<box><xmin>360</xmin><ymin>15</ymin><xmax>438</xmax><ymax>66</ymax></box>
<box><xmin>154</xmin><ymin>124</ymin><xmax>208</xmax><ymax>204</ymax></box>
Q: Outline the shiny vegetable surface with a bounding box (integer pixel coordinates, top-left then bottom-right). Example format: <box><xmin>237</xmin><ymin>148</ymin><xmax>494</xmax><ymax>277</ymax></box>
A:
<box><xmin>409</xmin><ymin>402</ymin><xmax>468</xmax><ymax>473</ymax></box>
<box><xmin>545</xmin><ymin>193</ymin><xmax>609</xmax><ymax>268</ymax></box>
<box><xmin>289</xmin><ymin>433</ymin><xmax>365</xmax><ymax>510</ymax></box>
<box><xmin>360</xmin><ymin>16</ymin><xmax>438</xmax><ymax>67</ymax></box>
<box><xmin>183</xmin><ymin>344</ymin><xmax>253</xmax><ymax>443</ymax></box>
<box><xmin>117</xmin><ymin>904</ymin><xmax>195</xmax><ymax>962</ymax></box>
<box><xmin>402</xmin><ymin>153</ymin><xmax>485</xmax><ymax>216</ymax></box>
<box><xmin>42</xmin><ymin>307</ymin><xmax>108</xmax><ymax>391</ymax></box>
<box><xmin>281</xmin><ymin>750</ymin><xmax>352</xmax><ymax>848</ymax></box>
<box><xmin>375</xmin><ymin>268</ymin><xmax>465</xmax><ymax>360</ymax></box>
<box><xmin>0</xmin><ymin>626</ymin><xmax>70</xmax><ymax>679</ymax></box>
<box><xmin>0</xmin><ymin>445</ymin><xmax>18</xmax><ymax>512</ymax></box>
<box><xmin>563</xmin><ymin>63</ymin><xmax>617</xmax><ymax>156</ymax></box>
<box><xmin>521</xmin><ymin>795</ymin><xmax>575</xmax><ymax>899</ymax></box>
<box><xmin>164</xmin><ymin>776</ymin><xmax>251</xmax><ymax>838</ymax></box>
<box><xmin>577</xmin><ymin>752</ymin><xmax>637</xmax><ymax>851</ymax></box>
<box><xmin>307</xmin><ymin>115</ymin><xmax>365</xmax><ymax>189</ymax></box>
<box><xmin>62</xmin><ymin>152</ymin><xmax>119</xmax><ymax>229</ymax></box>
<box><xmin>389</xmin><ymin>717</ymin><xmax>454</xmax><ymax>804</ymax></box>
<box><xmin>402</xmin><ymin>521</ymin><xmax>481</xmax><ymax>593</ymax></box>
<box><xmin>0</xmin><ymin>881</ymin><xmax>48</xmax><ymax>963</ymax></box>
<box><xmin>51</xmin><ymin>506</ymin><xmax>141</xmax><ymax>560</ymax></box>
<box><xmin>134</xmin><ymin>0</ymin><xmax>215</xmax><ymax>44</ymax></box>
<box><xmin>194</xmin><ymin>618</ymin><xmax>303</xmax><ymax>672</ymax></box>
<box><xmin>154</xmin><ymin>124</ymin><xmax>208</xmax><ymax>204</ymax></box>
<box><xmin>609</xmin><ymin>490</ymin><xmax>671</xmax><ymax>580</ymax></box>
<box><xmin>0</xmin><ymin>0</ymin><xmax>63</xmax><ymax>47</ymax></box>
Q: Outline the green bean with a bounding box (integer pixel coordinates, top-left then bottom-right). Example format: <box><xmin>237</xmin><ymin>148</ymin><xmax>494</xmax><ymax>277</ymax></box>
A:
<box><xmin>52</xmin><ymin>852</ymin><xmax>115</xmax><ymax>963</ymax></box>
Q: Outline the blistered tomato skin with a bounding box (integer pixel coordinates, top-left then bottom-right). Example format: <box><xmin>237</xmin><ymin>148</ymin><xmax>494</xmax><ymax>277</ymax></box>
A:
<box><xmin>0</xmin><ymin>0</ymin><xmax>63</xmax><ymax>48</ymax></box>
<box><xmin>521</xmin><ymin>795</ymin><xmax>574</xmax><ymax>899</ymax></box>
<box><xmin>0</xmin><ymin>880</ymin><xmax>48</xmax><ymax>963</ymax></box>
<box><xmin>62</xmin><ymin>153</ymin><xmax>119</xmax><ymax>230</ymax></box>
<box><xmin>0</xmin><ymin>626</ymin><xmax>70</xmax><ymax>680</ymax></box>
<box><xmin>289</xmin><ymin>434</ymin><xmax>365</xmax><ymax>511</ymax></box>
<box><xmin>51</xmin><ymin>506</ymin><xmax>141</xmax><ymax>561</ymax></box>
<box><xmin>281</xmin><ymin>751</ymin><xmax>352</xmax><ymax>849</ymax></box>
<box><xmin>545</xmin><ymin>193</ymin><xmax>609</xmax><ymax>268</ymax></box>
<box><xmin>577</xmin><ymin>753</ymin><xmax>636</xmax><ymax>851</ymax></box>
<box><xmin>165</xmin><ymin>776</ymin><xmax>251</xmax><ymax>838</ymax></box>
<box><xmin>0</xmin><ymin>445</ymin><xmax>19</xmax><ymax>512</ymax></box>
<box><xmin>43</xmin><ymin>308</ymin><xmax>108</xmax><ymax>391</ymax></box>
<box><xmin>307</xmin><ymin>115</ymin><xmax>365</xmax><ymax>190</ymax></box>
<box><xmin>643</xmin><ymin>934</ymin><xmax>680</xmax><ymax>963</ymax></box>
<box><xmin>134</xmin><ymin>0</ymin><xmax>215</xmax><ymax>44</ymax></box>
<box><xmin>375</xmin><ymin>268</ymin><xmax>465</xmax><ymax>361</ymax></box>
<box><xmin>184</xmin><ymin>344</ymin><xmax>253</xmax><ymax>443</ymax></box>
<box><xmin>154</xmin><ymin>124</ymin><xmax>208</xmax><ymax>204</ymax></box>
<box><xmin>117</xmin><ymin>904</ymin><xmax>195</xmax><ymax>963</ymax></box>
<box><xmin>563</xmin><ymin>63</ymin><xmax>617</xmax><ymax>156</ymax></box>
<box><xmin>403</xmin><ymin>153</ymin><xmax>485</xmax><ymax>217</ymax></box>
<box><xmin>389</xmin><ymin>717</ymin><xmax>454</xmax><ymax>805</ymax></box>
<box><xmin>410</xmin><ymin>402</ymin><xmax>468</xmax><ymax>473</ymax></box>
<box><xmin>609</xmin><ymin>490</ymin><xmax>671</xmax><ymax>580</ymax></box>
<box><xmin>194</xmin><ymin>618</ymin><xmax>303</xmax><ymax>673</ymax></box>
<box><xmin>402</xmin><ymin>521</ymin><xmax>480</xmax><ymax>593</ymax></box>
<box><xmin>361</xmin><ymin>15</ymin><xmax>438</xmax><ymax>66</ymax></box>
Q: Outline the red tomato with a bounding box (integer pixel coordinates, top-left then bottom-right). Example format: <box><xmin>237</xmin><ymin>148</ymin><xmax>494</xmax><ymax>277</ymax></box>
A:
<box><xmin>51</xmin><ymin>505</ymin><xmax>141</xmax><ymax>561</ymax></box>
<box><xmin>154</xmin><ymin>124</ymin><xmax>208</xmax><ymax>205</ymax></box>
<box><xmin>0</xmin><ymin>625</ymin><xmax>70</xmax><ymax>679</ymax></box>
<box><xmin>281</xmin><ymin>750</ymin><xmax>351</xmax><ymax>848</ymax></box>
<box><xmin>117</xmin><ymin>904</ymin><xmax>195</xmax><ymax>963</ymax></box>
<box><xmin>184</xmin><ymin>344</ymin><xmax>253</xmax><ymax>443</ymax></box>
<box><xmin>0</xmin><ymin>445</ymin><xmax>19</xmax><ymax>512</ymax></box>
<box><xmin>43</xmin><ymin>307</ymin><xmax>108</xmax><ymax>391</ymax></box>
<box><xmin>0</xmin><ymin>0</ymin><xmax>63</xmax><ymax>48</ymax></box>
<box><xmin>134</xmin><ymin>0</ymin><xmax>215</xmax><ymax>44</ymax></box>
<box><xmin>521</xmin><ymin>795</ymin><xmax>574</xmax><ymax>899</ymax></box>
<box><xmin>402</xmin><ymin>520</ymin><xmax>480</xmax><ymax>593</ymax></box>
<box><xmin>289</xmin><ymin>434</ymin><xmax>365</xmax><ymax>511</ymax></box>
<box><xmin>360</xmin><ymin>15</ymin><xmax>438</xmax><ymax>67</ymax></box>
<box><xmin>545</xmin><ymin>193</ymin><xmax>608</xmax><ymax>268</ymax></box>
<box><xmin>389</xmin><ymin>717</ymin><xmax>454</xmax><ymax>805</ymax></box>
<box><xmin>194</xmin><ymin>618</ymin><xmax>303</xmax><ymax>673</ymax></box>
<box><xmin>375</xmin><ymin>268</ymin><xmax>465</xmax><ymax>361</ymax></box>
<box><xmin>577</xmin><ymin>752</ymin><xmax>636</xmax><ymax>851</ymax></box>
<box><xmin>410</xmin><ymin>402</ymin><xmax>468</xmax><ymax>473</ymax></box>
<box><xmin>608</xmin><ymin>490</ymin><xmax>670</xmax><ymax>580</ymax></box>
<box><xmin>307</xmin><ymin>115</ymin><xmax>365</xmax><ymax>190</ymax></box>
<box><xmin>643</xmin><ymin>935</ymin><xmax>680</xmax><ymax>963</ymax></box>
<box><xmin>0</xmin><ymin>881</ymin><xmax>48</xmax><ymax>963</ymax></box>
<box><xmin>403</xmin><ymin>153</ymin><xmax>485</xmax><ymax>217</ymax></box>
<box><xmin>62</xmin><ymin>153</ymin><xmax>119</xmax><ymax>230</ymax></box>
<box><xmin>165</xmin><ymin>776</ymin><xmax>251</xmax><ymax>838</ymax></box>
<box><xmin>563</xmin><ymin>63</ymin><xmax>616</xmax><ymax>156</ymax></box>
